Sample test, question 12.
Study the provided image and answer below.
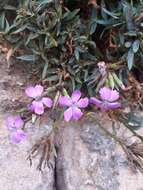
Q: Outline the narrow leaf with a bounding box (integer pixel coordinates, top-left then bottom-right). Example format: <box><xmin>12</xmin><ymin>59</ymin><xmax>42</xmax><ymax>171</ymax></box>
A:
<box><xmin>127</xmin><ymin>49</ymin><xmax>134</xmax><ymax>70</ymax></box>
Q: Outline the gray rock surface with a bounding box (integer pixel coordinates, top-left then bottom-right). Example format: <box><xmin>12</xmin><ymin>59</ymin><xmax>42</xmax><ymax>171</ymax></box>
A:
<box><xmin>56</xmin><ymin>121</ymin><xmax>118</xmax><ymax>190</ymax></box>
<box><xmin>0</xmin><ymin>55</ymin><xmax>55</xmax><ymax>190</ymax></box>
<box><xmin>0</xmin><ymin>53</ymin><xmax>143</xmax><ymax>190</ymax></box>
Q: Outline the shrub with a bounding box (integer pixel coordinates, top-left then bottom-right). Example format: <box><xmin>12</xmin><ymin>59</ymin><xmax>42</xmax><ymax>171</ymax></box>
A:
<box><xmin>0</xmin><ymin>0</ymin><xmax>143</xmax><ymax>96</ymax></box>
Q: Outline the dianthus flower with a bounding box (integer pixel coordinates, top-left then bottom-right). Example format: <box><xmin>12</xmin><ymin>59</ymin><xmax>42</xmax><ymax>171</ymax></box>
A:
<box><xmin>25</xmin><ymin>85</ymin><xmax>53</xmax><ymax>115</ymax></box>
<box><xmin>6</xmin><ymin>116</ymin><xmax>26</xmax><ymax>144</ymax></box>
<box><xmin>59</xmin><ymin>90</ymin><xmax>89</xmax><ymax>122</ymax></box>
<box><xmin>90</xmin><ymin>87</ymin><xmax>121</xmax><ymax>111</ymax></box>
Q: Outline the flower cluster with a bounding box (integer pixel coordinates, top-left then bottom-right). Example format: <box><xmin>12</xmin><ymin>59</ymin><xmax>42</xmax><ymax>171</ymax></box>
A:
<box><xmin>6</xmin><ymin>116</ymin><xmax>26</xmax><ymax>144</ymax></box>
<box><xmin>6</xmin><ymin>85</ymin><xmax>121</xmax><ymax>144</ymax></box>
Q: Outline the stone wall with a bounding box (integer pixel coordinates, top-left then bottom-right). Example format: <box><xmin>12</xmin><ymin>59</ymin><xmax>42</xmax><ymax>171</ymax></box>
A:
<box><xmin>0</xmin><ymin>54</ymin><xmax>143</xmax><ymax>190</ymax></box>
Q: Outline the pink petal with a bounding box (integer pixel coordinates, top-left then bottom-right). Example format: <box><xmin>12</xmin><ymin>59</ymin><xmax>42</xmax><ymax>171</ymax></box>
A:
<box><xmin>106</xmin><ymin>102</ymin><xmax>121</xmax><ymax>110</ymax></box>
<box><xmin>64</xmin><ymin>107</ymin><xmax>73</xmax><ymax>122</ymax></box>
<box><xmin>90</xmin><ymin>99</ymin><xmax>121</xmax><ymax>111</ymax></box>
<box><xmin>99</xmin><ymin>87</ymin><xmax>119</xmax><ymax>102</ymax></box>
<box><xmin>42</xmin><ymin>97</ymin><xmax>53</xmax><ymax>108</ymax></box>
<box><xmin>71</xmin><ymin>90</ymin><xmax>81</xmax><ymax>103</ymax></box>
<box><xmin>25</xmin><ymin>86</ymin><xmax>37</xmax><ymax>98</ymax></box>
<box><xmin>90</xmin><ymin>97</ymin><xmax>102</xmax><ymax>107</ymax></box>
<box><xmin>32</xmin><ymin>101</ymin><xmax>44</xmax><ymax>115</ymax></box>
<box><xmin>72</xmin><ymin>107</ymin><xmax>83</xmax><ymax>120</ymax></box>
<box><xmin>6</xmin><ymin>116</ymin><xmax>15</xmax><ymax>130</ymax></box>
<box><xmin>109</xmin><ymin>90</ymin><xmax>119</xmax><ymax>102</ymax></box>
<box><xmin>35</xmin><ymin>85</ymin><xmax>44</xmax><ymax>97</ymax></box>
<box><xmin>6</xmin><ymin>116</ymin><xmax>24</xmax><ymax>131</ymax></box>
<box><xmin>27</xmin><ymin>103</ymin><xmax>34</xmax><ymax>112</ymax></box>
<box><xmin>77</xmin><ymin>98</ymin><xmax>89</xmax><ymax>108</ymax></box>
<box><xmin>10</xmin><ymin>130</ymin><xmax>27</xmax><ymax>144</ymax></box>
<box><xmin>14</xmin><ymin>116</ymin><xmax>24</xmax><ymax>128</ymax></box>
<box><xmin>59</xmin><ymin>96</ymin><xmax>72</xmax><ymax>106</ymax></box>
<box><xmin>25</xmin><ymin>85</ymin><xmax>43</xmax><ymax>98</ymax></box>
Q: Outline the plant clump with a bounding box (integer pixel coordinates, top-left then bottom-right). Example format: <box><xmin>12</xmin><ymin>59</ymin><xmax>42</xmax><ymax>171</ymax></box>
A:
<box><xmin>1</xmin><ymin>0</ymin><xmax>143</xmax><ymax>172</ymax></box>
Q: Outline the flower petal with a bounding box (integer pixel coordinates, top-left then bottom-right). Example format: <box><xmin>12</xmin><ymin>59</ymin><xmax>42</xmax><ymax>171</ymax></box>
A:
<box><xmin>106</xmin><ymin>102</ymin><xmax>121</xmax><ymax>110</ymax></box>
<box><xmin>59</xmin><ymin>96</ymin><xmax>72</xmax><ymax>106</ymax></box>
<box><xmin>90</xmin><ymin>97</ymin><xmax>102</xmax><ymax>107</ymax></box>
<box><xmin>64</xmin><ymin>107</ymin><xmax>73</xmax><ymax>122</ymax></box>
<box><xmin>10</xmin><ymin>130</ymin><xmax>27</xmax><ymax>144</ymax></box>
<box><xmin>27</xmin><ymin>103</ymin><xmax>34</xmax><ymax>112</ymax></box>
<box><xmin>32</xmin><ymin>101</ymin><xmax>44</xmax><ymax>115</ymax></box>
<box><xmin>6</xmin><ymin>116</ymin><xmax>15</xmax><ymax>130</ymax></box>
<box><xmin>25</xmin><ymin>86</ymin><xmax>37</xmax><ymax>98</ymax></box>
<box><xmin>71</xmin><ymin>90</ymin><xmax>81</xmax><ymax>103</ymax></box>
<box><xmin>99</xmin><ymin>87</ymin><xmax>119</xmax><ymax>102</ymax></box>
<box><xmin>25</xmin><ymin>85</ymin><xmax>43</xmax><ymax>98</ymax></box>
<box><xmin>6</xmin><ymin>116</ymin><xmax>24</xmax><ymax>131</ymax></box>
<box><xmin>14</xmin><ymin>116</ymin><xmax>24</xmax><ymax>129</ymax></box>
<box><xmin>109</xmin><ymin>90</ymin><xmax>119</xmax><ymax>102</ymax></box>
<box><xmin>77</xmin><ymin>98</ymin><xmax>89</xmax><ymax>108</ymax></box>
<box><xmin>72</xmin><ymin>107</ymin><xmax>83</xmax><ymax>120</ymax></box>
<box><xmin>42</xmin><ymin>97</ymin><xmax>53</xmax><ymax>108</ymax></box>
<box><xmin>35</xmin><ymin>85</ymin><xmax>44</xmax><ymax>97</ymax></box>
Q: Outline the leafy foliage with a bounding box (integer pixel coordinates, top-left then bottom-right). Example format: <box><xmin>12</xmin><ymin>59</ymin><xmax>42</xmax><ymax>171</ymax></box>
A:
<box><xmin>0</xmin><ymin>0</ymin><xmax>143</xmax><ymax>98</ymax></box>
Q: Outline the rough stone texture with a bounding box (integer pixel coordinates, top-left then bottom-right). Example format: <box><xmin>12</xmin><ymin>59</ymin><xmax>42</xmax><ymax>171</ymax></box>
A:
<box><xmin>0</xmin><ymin>55</ymin><xmax>55</xmax><ymax>190</ymax></box>
<box><xmin>56</xmin><ymin>119</ymin><xmax>143</xmax><ymax>190</ymax></box>
<box><xmin>0</xmin><ymin>53</ymin><xmax>143</xmax><ymax>190</ymax></box>
<box><xmin>56</xmin><ymin>121</ymin><xmax>119</xmax><ymax>190</ymax></box>
<box><xmin>0</xmin><ymin>115</ymin><xmax>55</xmax><ymax>190</ymax></box>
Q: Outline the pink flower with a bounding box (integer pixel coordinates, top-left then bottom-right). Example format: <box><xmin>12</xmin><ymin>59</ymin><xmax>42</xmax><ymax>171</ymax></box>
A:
<box><xmin>90</xmin><ymin>87</ymin><xmax>121</xmax><ymax>111</ymax></box>
<box><xmin>59</xmin><ymin>90</ymin><xmax>89</xmax><ymax>122</ymax></box>
<box><xmin>25</xmin><ymin>85</ymin><xmax>53</xmax><ymax>115</ymax></box>
<box><xmin>6</xmin><ymin>116</ymin><xmax>26</xmax><ymax>144</ymax></box>
<box><xmin>6</xmin><ymin>116</ymin><xmax>24</xmax><ymax>131</ymax></box>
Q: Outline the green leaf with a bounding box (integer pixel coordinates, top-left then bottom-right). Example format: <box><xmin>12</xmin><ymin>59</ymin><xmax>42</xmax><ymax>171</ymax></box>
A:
<box><xmin>49</xmin><ymin>36</ymin><xmax>58</xmax><ymax>47</ymax></box>
<box><xmin>63</xmin><ymin>9</ymin><xmax>79</xmax><ymax>22</ymax></box>
<box><xmin>17</xmin><ymin>55</ymin><xmax>36</xmax><ymax>62</ymax></box>
<box><xmin>96</xmin><ymin>19</ymin><xmax>115</xmax><ymax>25</ymax></box>
<box><xmin>5</xmin><ymin>18</ymin><xmax>10</xmax><ymax>32</ymax></box>
<box><xmin>102</xmin><ymin>8</ymin><xmax>118</xmax><ymax>19</ymax></box>
<box><xmin>42</xmin><ymin>63</ymin><xmax>48</xmax><ymax>79</ymax></box>
<box><xmin>47</xmin><ymin>75</ymin><xmax>59</xmax><ymax>81</ymax></box>
<box><xmin>89</xmin><ymin>21</ymin><xmax>97</xmax><ymax>34</ymax></box>
<box><xmin>0</xmin><ymin>12</ymin><xmax>5</xmax><ymax>29</ymax></box>
<box><xmin>123</xmin><ymin>3</ymin><xmax>134</xmax><ymax>31</ymax></box>
<box><xmin>74</xmin><ymin>48</ymin><xmax>80</xmax><ymax>61</ymax></box>
<box><xmin>127</xmin><ymin>49</ymin><xmax>134</xmax><ymax>70</ymax></box>
<box><xmin>108</xmin><ymin>73</ymin><xmax>115</xmax><ymax>89</ymax></box>
<box><xmin>132</xmin><ymin>40</ymin><xmax>140</xmax><ymax>53</ymax></box>
<box><xmin>12</xmin><ymin>25</ymin><xmax>27</xmax><ymax>34</ymax></box>
<box><xmin>25</xmin><ymin>33</ymin><xmax>39</xmax><ymax>45</ymax></box>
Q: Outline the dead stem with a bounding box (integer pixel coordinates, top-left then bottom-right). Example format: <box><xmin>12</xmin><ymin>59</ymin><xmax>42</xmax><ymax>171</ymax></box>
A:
<box><xmin>27</xmin><ymin>120</ymin><xmax>58</xmax><ymax>171</ymax></box>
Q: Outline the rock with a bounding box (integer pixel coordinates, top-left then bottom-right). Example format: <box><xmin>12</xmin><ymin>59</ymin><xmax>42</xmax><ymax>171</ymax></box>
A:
<box><xmin>55</xmin><ymin>117</ymin><xmax>143</xmax><ymax>190</ymax></box>
<box><xmin>0</xmin><ymin>114</ymin><xmax>55</xmax><ymax>190</ymax></box>
<box><xmin>55</xmin><ymin>120</ymin><xmax>118</xmax><ymax>190</ymax></box>
<box><xmin>0</xmin><ymin>55</ymin><xmax>55</xmax><ymax>190</ymax></box>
